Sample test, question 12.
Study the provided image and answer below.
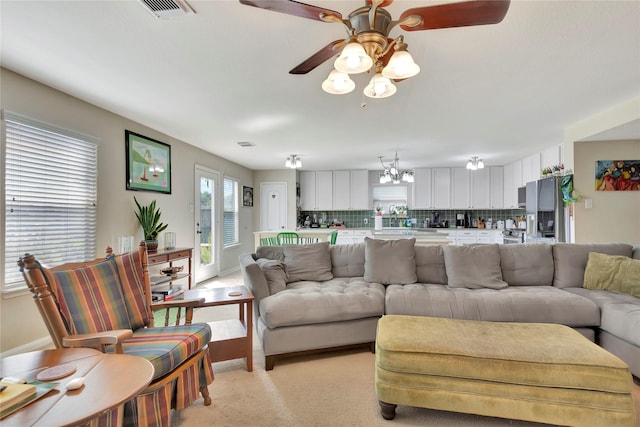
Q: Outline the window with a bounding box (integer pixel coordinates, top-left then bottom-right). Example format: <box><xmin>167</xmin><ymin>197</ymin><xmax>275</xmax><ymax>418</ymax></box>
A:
<box><xmin>3</xmin><ymin>113</ymin><xmax>98</xmax><ymax>291</ymax></box>
<box><xmin>223</xmin><ymin>177</ymin><xmax>238</xmax><ymax>246</ymax></box>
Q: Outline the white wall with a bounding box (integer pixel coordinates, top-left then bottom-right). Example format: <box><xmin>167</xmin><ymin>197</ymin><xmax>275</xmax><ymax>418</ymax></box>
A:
<box><xmin>0</xmin><ymin>68</ymin><xmax>254</xmax><ymax>352</ymax></box>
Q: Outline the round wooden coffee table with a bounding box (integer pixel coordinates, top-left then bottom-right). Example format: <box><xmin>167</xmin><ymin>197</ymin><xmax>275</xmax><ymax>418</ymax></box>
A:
<box><xmin>1</xmin><ymin>348</ymin><xmax>154</xmax><ymax>427</ymax></box>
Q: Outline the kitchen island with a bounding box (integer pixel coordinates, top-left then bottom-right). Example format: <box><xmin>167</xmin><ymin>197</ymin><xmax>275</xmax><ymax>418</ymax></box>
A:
<box><xmin>254</xmin><ymin>229</ymin><xmax>334</xmax><ymax>249</ymax></box>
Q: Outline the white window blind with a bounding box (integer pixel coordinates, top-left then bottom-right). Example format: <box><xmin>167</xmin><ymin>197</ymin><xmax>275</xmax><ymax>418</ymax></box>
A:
<box><xmin>223</xmin><ymin>177</ymin><xmax>238</xmax><ymax>246</ymax></box>
<box><xmin>4</xmin><ymin>113</ymin><xmax>98</xmax><ymax>290</ymax></box>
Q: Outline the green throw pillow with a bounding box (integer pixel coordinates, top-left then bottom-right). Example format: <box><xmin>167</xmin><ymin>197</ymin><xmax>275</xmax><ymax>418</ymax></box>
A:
<box><xmin>583</xmin><ymin>252</ymin><xmax>640</xmax><ymax>298</ymax></box>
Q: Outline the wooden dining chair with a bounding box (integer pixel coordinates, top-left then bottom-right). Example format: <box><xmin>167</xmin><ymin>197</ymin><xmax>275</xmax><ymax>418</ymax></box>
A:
<box><xmin>277</xmin><ymin>232</ymin><xmax>300</xmax><ymax>245</ymax></box>
<box><xmin>19</xmin><ymin>241</ymin><xmax>214</xmax><ymax>427</ymax></box>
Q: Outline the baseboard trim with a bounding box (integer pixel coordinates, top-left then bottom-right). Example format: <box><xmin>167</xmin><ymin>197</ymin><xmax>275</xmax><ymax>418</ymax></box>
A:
<box><xmin>219</xmin><ymin>265</ymin><xmax>240</xmax><ymax>277</ymax></box>
<box><xmin>1</xmin><ymin>336</ymin><xmax>53</xmax><ymax>358</ymax></box>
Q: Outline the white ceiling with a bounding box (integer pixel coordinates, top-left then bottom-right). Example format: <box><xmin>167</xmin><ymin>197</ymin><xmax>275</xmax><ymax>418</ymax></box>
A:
<box><xmin>2</xmin><ymin>0</ymin><xmax>639</xmax><ymax>171</ymax></box>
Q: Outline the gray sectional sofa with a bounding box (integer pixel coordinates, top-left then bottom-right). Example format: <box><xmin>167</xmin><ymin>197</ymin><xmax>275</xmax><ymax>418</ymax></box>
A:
<box><xmin>239</xmin><ymin>240</ymin><xmax>640</xmax><ymax>375</ymax></box>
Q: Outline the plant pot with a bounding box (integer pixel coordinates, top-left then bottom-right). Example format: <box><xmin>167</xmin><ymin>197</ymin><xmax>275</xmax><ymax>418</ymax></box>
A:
<box><xmin>145</xmin><ymin>239</ymin><xmax>159</xmax><ymax>252</ymax></box>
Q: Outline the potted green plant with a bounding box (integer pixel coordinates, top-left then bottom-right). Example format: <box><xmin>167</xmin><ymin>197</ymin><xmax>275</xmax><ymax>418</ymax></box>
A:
<box><xmin>134</xmin><ymin>196</ymin><xmax>168</xmax><ymax>252</ymax></box>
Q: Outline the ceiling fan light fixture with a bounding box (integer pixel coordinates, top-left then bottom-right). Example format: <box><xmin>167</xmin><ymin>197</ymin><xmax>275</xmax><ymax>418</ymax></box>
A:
<box><xmin>363</xmin><ymin>72</ymin><xmax>396</xmax><ymax>98</ymax></box>
<box><xmin>321</xmin><ymin>69</ymin><xmax>355</xmax><ymax>94</ymax></box>
<box><xmin>382</xmin><ymin>50</ymin><xmax>420</xmax><ymax>80</ymax></box>
<box><xmin>334</xmin><ymin>41</ymin><xmax>373</xmax><ymax>74</ymax></box>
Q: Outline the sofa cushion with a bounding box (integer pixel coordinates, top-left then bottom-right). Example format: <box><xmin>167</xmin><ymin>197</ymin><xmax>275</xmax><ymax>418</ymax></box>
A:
<box><xmin>564</xmin><ymin>287</ymin><xmax>640</xmax><ymax>346</ymax></box>
<box><xmin>443</xmin><ymin>244</ymin><xmax>507</xmax><ymax>289</ymax></box>
<box><xmin>385</xmin><ymin>284</ymin><xmax>600</xmax><ymax>327</ymax></box>
<box><xmin>552</xmin><ymin>243</ymin><xmax>633</xmax><ymax>288</ymax></box>
<box><xmin>282</xmin><ymin>242</ymin><xmax>333</xmax><ymax>283</ymax></box>
<box><xmin>255</xmin><ymin>258</ymin><xmax>287</xmax><ymax>295</ymax></box>
<box><xmin>583</xmin><ymin>252</ymin><xmax>640</xmax><ymax>298</ymax></box>
<box><xmin>330</xmin><ymin>243</ymin><xmax>365</xmax><ymax>277</ymax></box>
<box><xmin>258</xmin><ymin>278</ymin><xmax>385</xmax><ymax>328</ymax></box>
<box><xmin>415</xmin><ymin>245</ymin><xmax>448</xmax><ymax>285</ymax></box>
<box><xmin>499</xmin><ymin>243</ymin><xmax>554</xmax><ymax>286</ymax></box>
<box><xmin>364</xmin><ymin>238</ymin><xmax>417</xmax><ymax>285</ymax></box>
<box><xmin>256</xmin><ymin>246</ymin><xmax>284</xmax><ymax>262</ymax></box>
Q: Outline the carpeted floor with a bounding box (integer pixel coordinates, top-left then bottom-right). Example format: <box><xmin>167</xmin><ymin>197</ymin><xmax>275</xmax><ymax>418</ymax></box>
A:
<box><xmin>173</xmin><ymin>272</ymin><xmax>640</xmax><ymax>427</ymax></box>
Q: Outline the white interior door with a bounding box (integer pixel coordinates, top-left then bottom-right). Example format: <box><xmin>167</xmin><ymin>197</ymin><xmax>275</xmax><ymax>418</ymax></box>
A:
<box><xmin>260</xmin><ymin>182</ymin><xmax>288</xmax><ymax>230</ymax></box>
<box><xmin>195</xmin><ymin>165</ymin><xmax>219</xmax><ymax>282</ymax></box>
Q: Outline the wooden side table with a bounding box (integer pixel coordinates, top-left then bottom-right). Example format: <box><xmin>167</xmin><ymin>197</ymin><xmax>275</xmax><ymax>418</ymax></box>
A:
<box><xmin>185</xmin><ymin>285</ymin><xmax>254</xmax><ymax>371</ymax></box>
<box><xmin>1</xmin><ymin>348</ymin><xmax>153</xmax><ymax>427</ymax></box>
<box><xmin>147</xmin><ymin>247</ymin><xmax>193</xmax><ymax>289</ymax></box>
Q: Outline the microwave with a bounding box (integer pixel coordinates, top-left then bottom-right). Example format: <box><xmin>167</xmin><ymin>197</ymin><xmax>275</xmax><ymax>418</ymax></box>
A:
<box><xmin>517</xmin><ymin>186</ymin><xmax>526</xmax><ymax>208</ymax></box>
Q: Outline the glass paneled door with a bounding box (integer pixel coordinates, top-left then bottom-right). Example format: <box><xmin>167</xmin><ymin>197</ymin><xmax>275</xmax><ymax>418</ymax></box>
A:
<box><xmin>195</xmin><ymin>165</ymin><xmax>219</xmax><ymax>282</ymax></box>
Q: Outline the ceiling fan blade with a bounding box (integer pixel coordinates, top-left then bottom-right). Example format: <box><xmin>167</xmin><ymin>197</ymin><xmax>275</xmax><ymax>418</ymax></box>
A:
<box><xmin>399</xmin><ymin>0</ymin><xmax>510</xmax><ymax>31</ymax></box>
<box><xmin>289</xmin><ymin>39</ymin><xmax>345</xmax><ymax>74</ymax></box>
<box><xmin>239</xmin><ymin>0</ymin><xmax>342</xmax><ymax>22</ymax></box>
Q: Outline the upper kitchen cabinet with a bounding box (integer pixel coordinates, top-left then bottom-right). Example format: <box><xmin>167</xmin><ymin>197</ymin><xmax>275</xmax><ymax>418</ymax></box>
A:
<box><xmin>540</xmin><ymin>144</ymin><xmax>563</xmax><ymax>169</ymax></box>
<box><xmin>503</xmin><ymin>160</ymin><xmax>523</xmax><ymax>209</ymax></box>
<box><xmin>299</xmin><ymin>170</ymin><xmax>333</xmax><ymax>210</ymax></box>
<box><xmin>490</xmin><ymin>166</ymin><xmax>504</xmax><ymax>209</ymax></box>
<box><xmin>412</xmin><ymin>167</ymin><xmax>450</xmax><ymax>209</ymax></box>
<box><xmin>522</xmin><ymin>153</ymin><xmax>541</xmax><ymax>185</ymax></box>
<box><xmin>451</xmin><ymin>167</ymin><xmax>471</xmax><ymax>209</ymax></box>
<box><xmin>453</xmin><ymin>166</ymin><xmax>503</xmax><ymax>209</ymax></box>
<box><xmin>333</xmin><ymin>170</ymin><xmax>369</xmax><ymax>210</ymax></box>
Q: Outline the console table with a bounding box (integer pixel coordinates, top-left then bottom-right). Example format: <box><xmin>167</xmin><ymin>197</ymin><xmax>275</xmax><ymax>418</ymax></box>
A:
<box><xmin>147</xmin><ymin>247</ymin><xmax>193</xmax><ymax>289</ymax></box>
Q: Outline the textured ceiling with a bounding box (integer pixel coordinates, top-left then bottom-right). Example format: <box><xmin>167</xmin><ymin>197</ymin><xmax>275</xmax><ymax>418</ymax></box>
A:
<box><xmin>2</xmin><ymin>0</ymin><xmax>639</xmax><ymax>171</ymax></box>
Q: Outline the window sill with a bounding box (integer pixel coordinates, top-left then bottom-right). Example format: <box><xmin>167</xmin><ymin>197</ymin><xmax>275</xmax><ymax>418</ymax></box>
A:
<box><xmin>1</xmin><ymin>286</ymin><xmax>30</xmax><ymax>299</ymax></box>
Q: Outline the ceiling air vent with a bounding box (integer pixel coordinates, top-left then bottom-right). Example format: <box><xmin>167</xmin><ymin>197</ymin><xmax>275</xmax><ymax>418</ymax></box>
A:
<box><xmin>138</xmin><ymin>0</ymin><xmax>195</xmax><ymax>19</ymax></box>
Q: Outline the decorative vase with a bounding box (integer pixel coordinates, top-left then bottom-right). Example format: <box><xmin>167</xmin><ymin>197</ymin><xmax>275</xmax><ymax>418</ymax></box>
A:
<box><xmin>145</xmin><ymin>239</ymin><xmax>159</xmax><ymax>252</ymax></box>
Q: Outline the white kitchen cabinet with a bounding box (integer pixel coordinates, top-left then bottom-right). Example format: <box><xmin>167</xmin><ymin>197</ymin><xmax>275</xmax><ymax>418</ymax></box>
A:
<box><xmin>335</xmin><ymin>229</ymin><xmax>372</xmax><ymax>244</ymax></box>
<box><xmin>503</xmin><ymin>160</ymin><xmax>523</xmax><ymax>209</ymax></box>
<box><xmin>412</xmin><ymin>168</ymin><xmax>434</xmax><ymax>209</ymax></box>
<box><xmin>490</xmin><ymin>166</ymin><xmax>504</xmax><ymax>209</ymax></box>
<box><xmin>350</xmin><ymin>170</ymin><xmax>369</xmax><ymax>209</ymax></box>
<box><xmin>451</xmin><ymin>168</ymin><xmax>470</xmax><ymax>209</ymax></box>
<box><xmin>300</xmin><ymin>171</ymin><xmax>333</xmax><ymax>210</ymax></box>
<box><xmin>471</xmin><ymin>167</ymin><xmax>491</xmax><ymax>209</ymax></box>
<box><xmin>332</xmin><ymin>170</ymin><xmax>351</xmax><ymax>210</ymax></box>
<box><xmin>540</xmin><ymin>144</ymin><xmax>562</xmax><ymax>170</ymax></box>
<box><xmin>522</xmin><ymin>153</ymin><xmax>541</xmax><ymax>185</ymax></box>
<box><xmin>452</xmin><ymin>167</ymin><xmax>504</xmax><ymax>210</ymax></box>
<box><xmin>432</xmin><ymin>168</ymin><xmax>451</xmax><ymax>209</ymax></box>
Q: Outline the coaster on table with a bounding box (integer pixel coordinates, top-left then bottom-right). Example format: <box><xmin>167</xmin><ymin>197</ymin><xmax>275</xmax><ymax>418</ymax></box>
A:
<box><xmin>36</xmin><ymin>364</ymin><xmax>76</xmax><ymax>381</ymax></box>
<box><xmin>228</xmin><ymin>291</ymin><xmax>243</xmax><ymax>297</ymax></box>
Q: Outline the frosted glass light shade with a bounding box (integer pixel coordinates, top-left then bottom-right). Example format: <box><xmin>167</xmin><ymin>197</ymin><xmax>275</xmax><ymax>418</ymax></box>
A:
<box><xmin>334</xmin><ymin>42</ymin><xmax>373</xmax><ymax>74</ymax></box>
<box><xmin>382</xmin><ymin>50</ymin><xmax>420</xmax><ymax>79</ymax></box>
<box><xmin>363</xmin><ymin>72</ymin><xmax>397</xmax><ymax>98</ymax></box>
<box><xmin>322</xmin><ymin>69</ymin><xmax>355</xmax><ymax>94</ymax></box>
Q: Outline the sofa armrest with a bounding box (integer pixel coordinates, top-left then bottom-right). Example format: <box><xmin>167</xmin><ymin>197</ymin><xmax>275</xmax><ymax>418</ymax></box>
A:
<box><xmin>62</xmin><ymin>329</ymin><xmax>134</xmax><ymax>353</ymax></box>
<box><xmin>239</xmin><ymin>253</ymin><xmax>270</xmax><ymax>308</ymax></box>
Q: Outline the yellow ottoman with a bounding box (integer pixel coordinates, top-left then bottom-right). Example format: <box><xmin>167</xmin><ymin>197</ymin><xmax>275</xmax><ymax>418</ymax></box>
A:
<box><xmin>375</xmin><ymin>315</ymin><xmax>637</xmax><ymax>427</ymax></box>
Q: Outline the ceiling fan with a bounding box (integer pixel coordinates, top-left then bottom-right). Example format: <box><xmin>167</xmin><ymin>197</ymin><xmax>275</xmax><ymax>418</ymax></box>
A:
<box><xmin>239</xmin><ymin>0</ymin><xmax>511</xmax><ymax>98</ymax></box>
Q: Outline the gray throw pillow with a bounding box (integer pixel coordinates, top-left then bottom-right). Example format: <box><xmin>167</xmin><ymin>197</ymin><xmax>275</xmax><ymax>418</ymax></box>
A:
<box><xmin>255</xmin><ymin>258</ymin><xmax>287</xmax><ymax>294</ymax></box>
<box><xmin>364</xmin><ymin>237</ymin><xmax>417</xmax><ymax>285</ymax></box>
<box><xmin>443</xmin><ymin>244</ymin><xmax>508</xmax><ymax>289</ymax></box>
<box><xmin>282</xmin><ymin>242</ymin><xmax>333</xmax><ymax>283</ymax></box>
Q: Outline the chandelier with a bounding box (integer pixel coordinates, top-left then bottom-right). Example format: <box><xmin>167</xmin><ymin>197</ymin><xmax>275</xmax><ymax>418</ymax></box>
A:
<box><xmin>285</xmin><ymin>154</ymin><xmax>302</xmax><ymax>169</ymax></box>
<box><xmin>322</xmin><ymin>34</ymin><xmax>419</xmax><ymax>99</ymax></box>
<box><xmin>466</xmin><ymin>156</ymin><xmax>485</xmax><ymax>170</ymax></box>
<box><xmin>379</xmin><ymin>152</ymin><xmax>414</xmax><ymax>184</ymax></box>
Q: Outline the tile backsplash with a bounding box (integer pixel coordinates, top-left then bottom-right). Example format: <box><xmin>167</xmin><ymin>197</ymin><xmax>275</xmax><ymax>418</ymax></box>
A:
<box><xmin>299</xmin><ymin>209</ymin><xmax>526</xmax><ymax>229</ymax></box>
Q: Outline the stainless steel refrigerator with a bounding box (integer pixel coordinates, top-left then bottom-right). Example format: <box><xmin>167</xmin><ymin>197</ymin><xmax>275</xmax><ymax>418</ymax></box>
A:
<box><xmin>525</xmin><ymin>176</ymin><xmax>570</xmax><ymax>243</ymax></box>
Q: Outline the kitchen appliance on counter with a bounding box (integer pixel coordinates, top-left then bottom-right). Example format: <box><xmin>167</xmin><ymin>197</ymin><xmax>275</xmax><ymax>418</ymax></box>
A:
<box><xmin>464</xmin><ymin>212</ymin><xmax>472</xmax><ymax>228</ymax></box>
<box><xmin>431</xmin><ymin>212</ymin><xmax>441</xmax><ymax>228</ymax></box>
<box><xmin>456</xmin><ymin>213</ymin><xmax>465</xmax><ymax>228</ymax></box>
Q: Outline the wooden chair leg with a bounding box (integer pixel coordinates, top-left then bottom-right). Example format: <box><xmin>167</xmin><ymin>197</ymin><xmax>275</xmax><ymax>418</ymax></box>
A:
<box><xmin>200</xmin><ymin>386</ymin><xmax>212</xmax><ymax>406</ymax></box>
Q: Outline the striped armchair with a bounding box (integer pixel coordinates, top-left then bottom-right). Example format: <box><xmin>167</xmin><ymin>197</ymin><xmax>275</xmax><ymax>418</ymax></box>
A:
<box><xmin>19</xmin><ymin>242</ymin><xmax>214</xmax><ymax>427</ymax></box>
